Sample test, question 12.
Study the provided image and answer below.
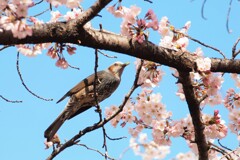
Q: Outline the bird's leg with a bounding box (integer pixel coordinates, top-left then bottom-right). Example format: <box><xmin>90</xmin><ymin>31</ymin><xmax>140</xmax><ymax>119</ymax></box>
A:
<box><xmin>94</xmin><ymin>106</ymin><xmax>102</xmax><ymax>113</ymax></box>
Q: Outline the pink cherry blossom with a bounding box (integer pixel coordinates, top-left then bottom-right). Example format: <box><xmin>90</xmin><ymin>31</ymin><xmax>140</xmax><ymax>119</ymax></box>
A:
<box><xmin>55</xmin><ymin>58</ymin><xmax>68</xmax><ymax>69</ymax></box>
<box><xmin>175</xmin><ymin>37</ymin><xmax>189</xmax><ymax>51</ymax></box>
<box><xmin>195</xmin><ymin>57</ymin><xmax>211</xmax><ymax>72</ymax></box>
<box><xmin>67</xmin><ymin>45</ymin><xmax>76</xmax><ymax>55</ymax></box>
<box><xmin>193</xmin><ymin>47</ymin><xmax>203</xmax><ymax>56</ymax></box>
<box><xmin>11</xmin><ymin>20</ymin><xmax>32</xmax><ymax>39</ymax></box>
<box><xmin>16</xmin><ymin>4</ymin><xmax>28</xmax><ymax>18</ymax></box>
<box><xmin>107</xmin><ymin>5</ymin><xmax>126</xmax><ymax>18</ymax></box>
<box><xmin>176</xmin><ymin>83</ymin><xmax>185</xmax><ymax>100</ymax></box>
<box><xmin>130</xmin><ymin>133</ymin><xmax>170</xmax><ymax>159</ymax></box>
<box><xmin>129</xmin><ymin>124</ymin><xmax>144</xmax><ymax>138</ymax></box>
<box><xmin>17</xmin><ymin>44</ymin><xmax>43</xmax><ymax>57</ymax></box>
<box><xmin>135</xmin><ymin>59</ymin><xmax>164</xmax><ymax>88</ymax></box>
<box><xmin>47</xmin><ymin>0</ymin><xmax>67</xmax><ymax>7</ymax></box>
<box><xmin>0</xmin><ymin>0</ymin><xmax>8</xmax><ymax>10</ymax></box>
<box><xmin>175</xmin><ymin>151</ymin><xmax>198</xmax><ymax>160</ymax></box>
<box><xmin>50</xmin><ymin>11</ymin><xmax>62</xmax><ymax>22</ymax></box>
<box><xmin>145</xmin><ymin>9</ymin><xmax>159</xmax><ymax>30</ymax></box>
<box><xmin>66</xmin><ymin>0</ymin><xmax>82</xmax><ymax>9</ymax></box>
<box><xmin>158</xmin><ymin>16</ymin><xmax>169</xmax><ymax>36</ymax></box>
<box><xmin>231</xmin><ymin>73</ymin><xmax>240</xmax><ymax>88</ymax></box>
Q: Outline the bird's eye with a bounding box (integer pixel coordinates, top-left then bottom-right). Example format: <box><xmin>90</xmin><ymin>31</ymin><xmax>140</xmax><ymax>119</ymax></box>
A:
<box><xmin>114</xmin><ymin>63</ymin><xmax>118</xmax><ymax>66</ymax></box>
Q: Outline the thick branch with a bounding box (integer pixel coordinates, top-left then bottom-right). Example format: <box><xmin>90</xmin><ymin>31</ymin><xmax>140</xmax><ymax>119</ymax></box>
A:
<box><xmin>1</xmin><ymin>23</ymin><xmax>240</xmax><ymax>73</ymax></box>
<box><xmin>178</xmin><ymin>71</ymin><xmax>209</xmax><ymax>160</ymax></box>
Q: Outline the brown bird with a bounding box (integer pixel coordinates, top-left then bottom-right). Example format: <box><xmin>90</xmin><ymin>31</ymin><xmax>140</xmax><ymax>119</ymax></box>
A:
<box><xmin>44</xmin><ymin>62</ymin><xmax>129</xmax><ymax>141</ymax></box>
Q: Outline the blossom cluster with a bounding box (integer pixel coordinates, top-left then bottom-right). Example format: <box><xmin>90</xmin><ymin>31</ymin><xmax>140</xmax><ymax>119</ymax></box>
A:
<box><xmin>107</xmin><ymin>3</ymin><xmax>191</xmax><ymax>49</ymax></box>
<box><xmin>224</xmin><ymin>88</ymin><xmax>240</xmax><ymax>138</ymax></box>
<box><xmin>108</xmin><ymin>4</ymin><xmax>158</xmax><ymax>43</ymax></box>
<box><xmin>0</xmin><ymin>0</ymin><xmax>34</xmax><ymax>39</ymax></box>
<box><xmin>47</xmin><ymin>0</ymin><xmax>82</xmax><ymax>9</ymax></box>
<box><xmin>47</xmin><ymin>43</ymin><xmax>76</xmax><ymax>69</ymax></box>
<box><xmin>174</xmin><ymin>48</ymin><xmax>223</xmax><ymax>106</ymax></box>
<box><xmin>130</xmin><ymin>133</ymin><xmax>170</xmax><ymax>160</ymax></box>
<box><xmin>0</xmin><ymin>0</ymin><xmax>86</xmax><ymax>68</ymax></box>
<box><xmin>158</xmin><ymin>16</ymin><xmax>191</xmax><ymax>51</ymax></box>
<box><xmin>135</xmin><ymin>59</ymin><xmax>164</xmax><ymax>88</ymax></box>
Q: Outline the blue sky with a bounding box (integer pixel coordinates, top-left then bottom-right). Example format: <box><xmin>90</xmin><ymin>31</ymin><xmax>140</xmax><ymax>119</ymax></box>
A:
<box><xmin>0</xmin><ymin>0</ymin><xmax>240</xmax><ymax>160</ymax></box>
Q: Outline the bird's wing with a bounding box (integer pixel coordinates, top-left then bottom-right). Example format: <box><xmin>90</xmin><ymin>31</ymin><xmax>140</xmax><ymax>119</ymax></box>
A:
<box><xmin>56</xmin><ymin>70</ymin><xmax>105</xmax><ymax>103</ymax></box>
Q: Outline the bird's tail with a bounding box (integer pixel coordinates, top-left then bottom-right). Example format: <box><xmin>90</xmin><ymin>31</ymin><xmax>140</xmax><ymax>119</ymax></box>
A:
<box><xmin>44</xmin><ymin>110</ymin><xmax>68</xmax><ymax>141</ymax></box>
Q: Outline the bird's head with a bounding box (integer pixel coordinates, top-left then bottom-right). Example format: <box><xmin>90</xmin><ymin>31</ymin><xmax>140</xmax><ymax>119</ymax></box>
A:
<box><xmin>108</xmin><ymin>61</ymin><xmax>129</xmax><ymax>79</ymax></box>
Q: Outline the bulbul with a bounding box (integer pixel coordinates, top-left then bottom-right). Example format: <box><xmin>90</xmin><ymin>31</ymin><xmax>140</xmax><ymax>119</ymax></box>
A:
<box><xmin>44</xmin><ymin>62</ymin><xmax>129</xmax><ymax>141</ymax></box>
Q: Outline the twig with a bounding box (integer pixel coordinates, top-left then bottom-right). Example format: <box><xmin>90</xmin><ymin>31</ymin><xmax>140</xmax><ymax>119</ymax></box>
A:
<box><xmin>209</xmin><ymin>141</ymin><xmax>232</xmax><ymax>160</ymax></box>
<box><xmin>97</xmin><ymin>49</ymin><xmax>117</xmax><ymax>58</ymax></box>
<box><xmin>0</xmin><ymin>95</ymin><xmax>22</xmax><ymax>103</ymax></box>
<box><xmin>220</xmin><ymin>149</ymin><xmax>240</xmax><ymax>160</ymax></box>
<box><xmin>0</xmin><ymin>45</ymin><xmax>12</xmax><ymax>51</ymax></box>
<box><xmin>93</xmin><ymin>49</ymin><xmax>108</xmax><ymax>159</ymax></box>
<box><xmin>210</xmin><ymin>147</ymin><xmax>231</xmax><ymax>160</ymax></box>
<box><xmin>144</xmin><ymin>0</ymin><xmax>153</xmax><ymax>3</ymax></box>
<box><xmin>105</xmin><ymin>134</ymin><xmax>127</xmax><ymax>141</ymax></box>
<box><xmin>16</xmin><ymin>52</ymin><xmax>53</xmax><ymax>101</ymax></box>
<box><xmin>181</xmin><ymin>33</ymin><xmax>226</xmax><ymax>58</ymax></box>
<box><xmin>93</xmin><ymin>49</ymin><xmax>101</xmax><ymax>117</ymax></box>
<box><xmin>232</xmin><ymin>37</ymin><xmax>240</xmax><ymax>59</ymax></box>
<box><xmin>76</xmin><ymin>143</ymin><xmax>116</xmax><ymax>160</ymax></box>
<box><xmin>217</xmin><ymin>139</ymin><xmax>232</xmax><ymax>151</ymax></box>
<box><xmin>226</xmin><ymin>0</ymin><xmax>233</xmax><ymax>33</ymax></box>
<box><xmin>34</xmin><ymin>0</ymin><xmax>44</xmax><ymax>6</ymax></box>
<box><xmin>31</xmin><ymin>8</ymin><xmax>49</xmax><ymax>18</ymax></box>
<box><xmin>201</xmin><ymin>0</ymin><xmax>208</xmax><ymax>20</ymax></box>
<box><xmin>68</xmin><ymin>64</ymin><xmax>80</xmax><ymax>70</ymax></box>
<box><xmin>46</xmin><ymin>60</ymin><xmax>143</xmax><ymax>160</ymax></box>
<box><xmin>118</xmin><ymin>146</ymin><xmax>132</xmax><ymax>160</ymax></box>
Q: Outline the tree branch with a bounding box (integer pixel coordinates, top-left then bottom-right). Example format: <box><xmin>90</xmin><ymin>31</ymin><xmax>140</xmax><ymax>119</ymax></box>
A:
<box><xmin>1</xmin><ymin>24</ymin><xmax>240</xmax><ymax>73</ymax></box>
<box><xmin>74</xmin><ymin>0</ymin><xmax>112</xmax><ymax>29</ymax></box>
<box><xmin>178</xmin><ymin>71</ymin><xmax>209</xmax><ymax>160</ymax></box>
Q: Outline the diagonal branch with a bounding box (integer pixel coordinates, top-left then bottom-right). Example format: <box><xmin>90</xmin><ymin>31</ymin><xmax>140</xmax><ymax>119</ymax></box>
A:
<box><xmin>178</xmin><ymin>71</ymin><xmax>209</xmax><ymax>160</ymax></box>
<box><xmin>73</xmin><ymin>0</ymin><xmax>113</xmax><ymax>29</ymax></box>
<box><xmin>46</xmin><ymin>60</ymin><xmax>143</xmax><ymax>160</ymax></box>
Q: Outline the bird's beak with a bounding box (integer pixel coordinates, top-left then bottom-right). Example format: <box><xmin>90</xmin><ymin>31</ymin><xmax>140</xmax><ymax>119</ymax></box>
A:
<box><xmin>123</xmin><ymin>62</ymin><xmax>130</xmax><ymax>67</ymax></box>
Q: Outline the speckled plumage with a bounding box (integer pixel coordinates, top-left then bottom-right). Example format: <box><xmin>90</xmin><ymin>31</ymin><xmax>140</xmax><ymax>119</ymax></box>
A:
<box><xmin>44</xmin><ymin>62</ymin><xmax>129</xmax><ymax>141</ymax></box>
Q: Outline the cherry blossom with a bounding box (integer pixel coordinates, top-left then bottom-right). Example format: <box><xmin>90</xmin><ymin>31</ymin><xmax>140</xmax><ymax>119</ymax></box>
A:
<box><xmin>175</xmin><ymin>151</ymin><xmax>198</xmax><ymax>160</ymax></box>
<box><xmin>231</xmin><ymin>73</ymin><xmax>240</xmax><ymax>88</ymax></box>
<box><xmin>55</xmin><ymin>58</ymin><xmax>68</xmax><ymax>69</ymax></box>
<box><xmin>16</xmin><ymin>4</ymin><xmax>28</xmax><ymax>18</ymax></box>
<box><xmin>195</xmin><ymin>57</ymin><xmax>211</xmax><ymax>72</ymax></box>
<box><xmin>50</xmin><ymin>11</ymin><xmax>62</xmax><ymax>22</ymax></box>
<box><xmin>135</xmin><ymin>59</ymin><xmax>164</xmax><ymax>88</ymax></box>
<box><xmin>129</xmin><ymin>133</ymin><xmax>170</xmax><ymax>160</ymax></box>
<box><xmin>11</xmin><ymin>20</ymin><xmax>32</xmax><ymax>39</ymax></box>
<box><xmin>17</xmin><ymin>43</ymin><xmax>50</xmax><ymax>57</ymax></box>
<box><xmin>158</xmin><ymin>17</ymin><xmax>191</xmax><ymax>51</ymax></box>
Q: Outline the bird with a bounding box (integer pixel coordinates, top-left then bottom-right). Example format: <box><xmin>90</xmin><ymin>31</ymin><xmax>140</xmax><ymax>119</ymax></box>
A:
<box><xmin>44</xmin><ymin>61</ymin><xmax>129</xmax><ymax>141</ymax></box>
